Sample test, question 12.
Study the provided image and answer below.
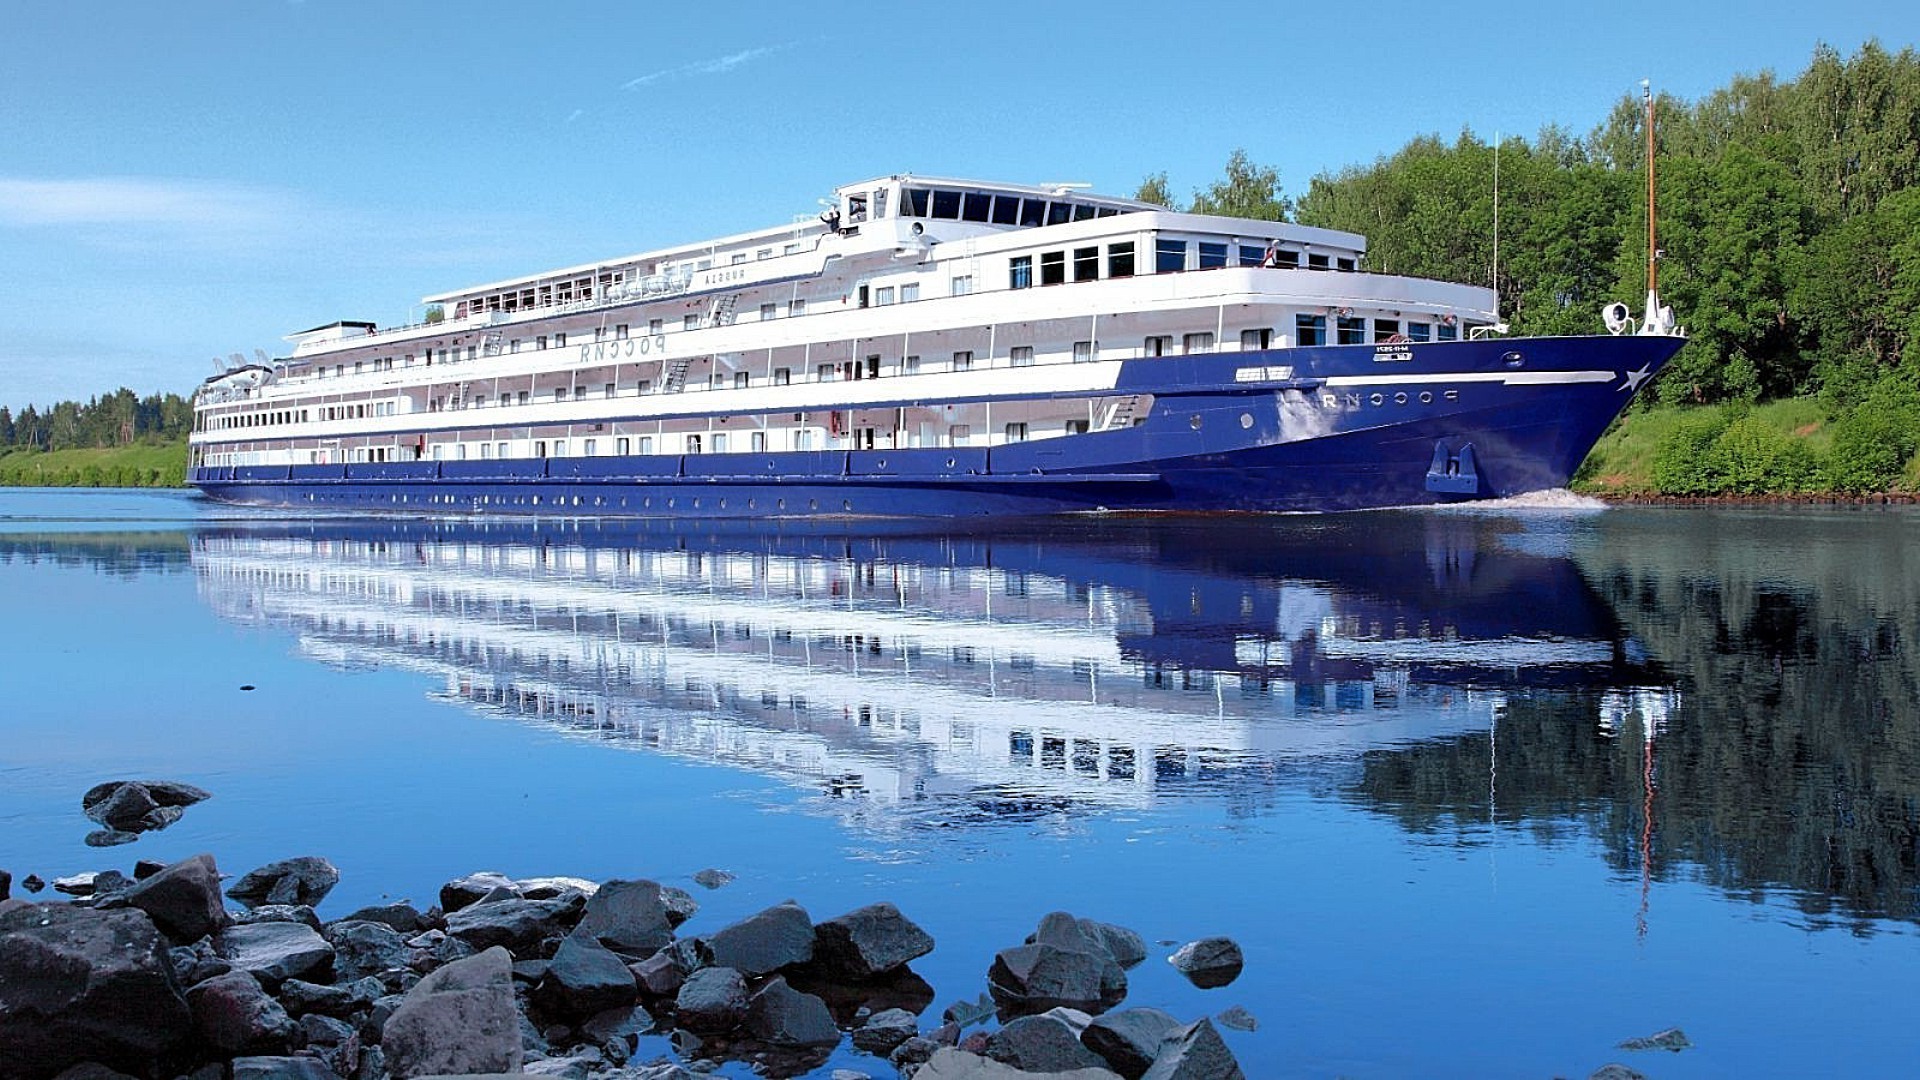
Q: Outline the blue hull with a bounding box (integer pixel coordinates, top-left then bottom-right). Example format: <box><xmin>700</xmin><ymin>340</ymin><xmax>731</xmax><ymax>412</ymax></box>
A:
<box><xmin>191</xmin><ymin>334</ymin><xmax>1683</xmax><ymax>516</ymax></box>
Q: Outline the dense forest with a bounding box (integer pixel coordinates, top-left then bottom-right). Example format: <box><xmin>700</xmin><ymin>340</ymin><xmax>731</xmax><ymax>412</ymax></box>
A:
<box><xmin>0</xmin><ymin>389</ymin><xmax>194</xmax><ymax>452</ymax></box>
<box><xmin>1140</xmin><ymin>42</ymin><xmax>1920</xmax><ymax>493</ymax></box>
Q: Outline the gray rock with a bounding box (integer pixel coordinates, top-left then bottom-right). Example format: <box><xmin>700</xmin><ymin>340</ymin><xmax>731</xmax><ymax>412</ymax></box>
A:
<box><xmin>660</xmin><ymin>885</ymin><xmax>699</xmax><ymax>927</ymax></box>
<box><xmin>812</xmin><ymin>902</ymin><xmax>935</xmax><ymax>980</ymax></box>
<box><xmin>533</xmin><ymin>934</ymin><xmax>637</xmax><ymax>1022</ymax></box>
<box><xmin>228</xmin><ymin>857</ymin><xmax>341</xmax><ymax>910</ymax></box>
<box><xmin>120</xmin><ymin>853</ymin><xmax>228</xmax><ymax>942</ymax></box>
<box><xmin>913</xmin><ymin>1047</ymin><xmax>1122</xmax><ymax>1078</ymax></box>
<box><xmin>1029</xmin><ymin>912</ymin><xmax>1103</xmax><ymax>955</ymax></box>
<box><xmin>230</xmin><ymin>1057</ymin><xmax>345</xmax><ymax>1080</ymax></box>
<box><xmin>1165</xmin><ymin>938</ymin><xmax>1243</xmax><ymax>989</ymax></box>
<box><xmin>1589</xmin><ymin>1066</ymin><xmax>1649</xmax><ymax>1080</ymax></box>
<box><xmin>84</xmin><ymin>829</ymin><xmax>142</xmax><ymax>848</ymax></box>
<box><xmin>335</xmin><ymin>903</ymin><xmax>424</xmax><ymax>934</ymax></box>
<box><xmin>1618</xmin><ymin>1027</ymin><xmax>1691</xmax><ymax>1052</ymax></box>
<box><xmin>1139</xmin><ymin>1018</ymin><xmax>1243</xmax><ymax>1080</ymax></box>
<box><xmin>49</xmin><ymin>1065</ymin><xmax>141</xmax><ymax>1080</ymax></box>
<box><xmin>234</xmin><ymin>904</ymin><xmax>323</xmax><ymax>930</ymax></box>
<box><xmin>743</xmin><ymin>975</ymin><xmax>839</xmax><ymax>1046</ymax></box>
<box><xmin>620</xmin><ymin>1063</ymin><xmax>704</xmax><ymax>1080</ymax></box>
<box><xmin>444</xmin><ymin>896</ymin><xmax>581</xmax><ymax>957</ymax></box>
<box><xmin>215</xmin><ymin>920</ymin><xmax>336</xmax><ymax>984</ymax></box>
<box><xmin>851</xmin><ymin>1006</ymin><xmax>920</xmax><ymax>1055</ymax></box>
<box><xmin>630</xmin><ymin>946</ymin><xmax>688</xmax><ymax>997</ymax></box>
<box><xmin>704</xmin><ymin>900</ymin><xmax>814</xmax><ymax>977</ymax></box>
<box><xmin>169</xmin><ymin>938</ymin><xmax>233</xmax><ymax>986</ymax></box>
<box><xmin>326</xmin><ymin>919</ymin><xmax>412</xmax><ymax>982</ymax></box>
<box><xmin>52</xmin><ymin>873</ymin><xmax>101</xmax><ymax>897</ymax></box>
<box><xmin>80</xmin><ymin>781</ymin><xmax>211</xmax><ymax>827</ymax></box>
<box><xmin>673</xmin><ymin>965</ymin><xmax>748</xmax><ymax>1033</ymax></box>
<box><xmin>987</xmin><ymin>1013</ymin><xmax>1111</xmax><ymax>1072</ymax></box>
<box><xmin>381</xmin><ymin>945</ymin><xmax>522</xmax><ymax>1078</ymax></box>
<box><xmin>571</xmin><ymin>878</ymin><xmax>673</xmax><ymax>956</ymax></box>
<box><xmin>438</xmin><ymin>871</ymin><xmax>518</xmax><ymax>913</ymax></box>
<box><xmin>297</xmin><ymin>1012</ymin><xmax>361</xmax><ymax>1077</ymax></box>
<box><xmin>1</xmin><ymin>868</ymin><xmax>11</xmax><ymax>901</ymax></box>
<box><xmin>0</xmin><ymin>903</ymin><xmax>191</xmax><ymax>1075</ymax></box>
<box><xmin>515</xmin><ymin>876</ymin><xmax>597</xmax><ymax>902</ymax></box>
<box><xmin>692</xmin><ymin>868</ymin><xmax>734</xmax><ymax>890</ymax></box>
<box><xmin>579</xmin><ymin>1001</ymin><xmax>654</xmax><ymax>1047</ymax></box>
<box><xmin>1215</xmin><ymin>1005</ymin><xmax>1257</xmax><ymax>1032</ymax></box>
<box><xmin>277</xmin><ymin>978</ymin><xmax>355</xmax><ymax>1017</ymax></box>
<box><xmin>987</xmin><ymin>943</ymin><xmax>1127</xmax><ymax>1017</ymax></box>
<box><xmin>1081</xmin><ymin>1008</ymin><xmax>1180</xmax><ymax>1080</ymax></box>
<box><xmin>1076</xmin><ymin>920</ymin><xmax>1147</xmax><ymax>969</ymax></box>
<box><xmin>890</xmin><ymin>1036</ymin><xmax>943</xmax><ymax>1072</ymax></box>
<box><xmin>188</xmin><ymin>970</ymin><xmax>296</xmax><ymax>1054</ymax></box>
<box><xmin>20</xmin><ymin>875</ymin><xmax>44</xmax><ymax>894</ymax></box>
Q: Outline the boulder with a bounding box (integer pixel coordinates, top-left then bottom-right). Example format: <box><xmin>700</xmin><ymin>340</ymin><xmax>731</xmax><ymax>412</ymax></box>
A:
<box><xmin>672</xmin><ymin>966</ymin><xmax>748</xmax><ymax>1033</ymax></box>
<box><xmin>533</xmin><ymin>935</ymin><xmax>637</xmax><ymax>1022</ymax></box>
<box><xmin>692</xmin><ymin>868</ymin><xmax>734</xmax><ymax>890</ymax></box>
<box><xmin>83</xmin><ymin>830</ymin><xmax>141</xmax><ymax>849</ymax></box>
<box><xmin>0</xmin><ymin>903</ymin><xmax>191</xmax><ymax>1075</ymax></box>
<box><xmin>229</xmin><ymin>1057</ymin><xmax>344</xmax><ymax>1080</ymax></box>
<box><xmin>233</xmin><ymin>905</ymin><xmax>322</xmax><ymax>930</ymax></box>
<box><xmin>704</xmin><ymin>900</ymin><xmax>813</xmax><ymax>977</ymax></box>
<box><xmin>514</xmin><ymin>876</ymin><xmax>598</xmax><ymax>902</ymax></box>
<box><xmin>1077</xmin><ymin>920</ymin><xmax>1147</xmax><ymax>969</ymax></box>
<box><xmin>381</xmin><ymin>945</ymin><xmax>522</xmax><ymax>1078</ymax></box>
<box><xmin>630</xmin><ymin>946</ymin><xmax>688</xmax><ymax>997</ymax></box>
<box><xmin>571</xmin><ymin>879</ymin><xmax>673</xmax><ymax>956</ymax></box>
<box><xmin>987</xmin><ymin>943</ymin><xmax>1127</xmax><ymax>1017</ymax></box>
<box><xmin>1166</xmin><ymin>938</ymin><xmax>1242</xmax><ymax>989</ymax></box>
<box><xmin>214</xmin><ymin>921</ymin><xmax>336</xmax><ymax>985</ymax></box>
<box><xmin>438</xmin><ymin>871</ymin><xmax>518</xmax><ymax>913</ymax></box>
<box><xmin>168</xmin><ymin>939</ymin><xmax>232</xmax><ymax>987</ymax></box>
<box><xmin>334</xmin><ymin>903</ymin><xmax>424</xmax><ymax>934</ymax></box>
<box><xmin>660</xmin><ymin>886</ymin><xmax>699</xmax><ymax>927</ymax></box>
<box><xmin>295</xmin><ymin>1012</ymin><xmax>360</xmax><ymax>1077</ymax></box>
<box><xmin>1215</xmin><ymin>1005</ymin><xmax>1257</xmax><ymax>1032</ymax></box>
<box><xmin>1081</xmin><ymin>1007</ymin><xmax>1180</xmax><ymax>1080</ymax></box>
<box><xmin>324</xmin><ymin>920</ymin><xmax>412</xmax><ymax>982</ymax></box>
<box><xmin>987</xmin><ymin>1013</ymin><xmax>1111</xmax><ymax>1072</ymax></box>
<box><xmin>81</xmin><ymin>781</ymin><xmax>210</xmax><ymax>824</ymax></box>
<box><xmin>1139</xmin><ymin>1018</ymin><xmax>1243</xmax><ymax>1080</ymax></box>
<box><xmin>578</xmin><ymin>1001</ymin><xmax>654</xmax><ymax>1048</ymax></box>
<box><xmin>20</xmin><ymin>875</ymin><xmax>44</xmax><ymax>894</ymax></box>
<box><xmin>811</xmin><ymin>902</ymin><xmax>935</xmax><ymax>980</ymax></box>
<box><xmin>912</xmin><ymin>1047</ymin><xmax>1122</xmax><ymax>1079</ymax></box>
<box><xmin>276</xmin><ymin>978</ymin><xmax>355</xmax><ymax>1018</ymax></box>
<box><xmin>187</xmin><ymin>970</ymin><xmax>296</xmax><ymax>1054</ymax></box>
<box><xmin>227</xmin><ymin>857</ymin><xmax>340</xmax><ymax>910</ymax></box>
<box><xmin>121</xmin><ymin>853</ymin><xmax>228</xmax><ymax>942</ymax></box>
<box><xmin>891</xmin><ymin>1036</ymin><xmax>943</xmax><ymax>1071</ymax></box>
<box><xmin>851</xmin><ymin>1006</ymin><xmax>920</xmax><ymax>1055</ymax></box>
<box><xmin>743</xmin><ymin>976</ymin><xmax>839</xmax><ymax>1047</ymax></box>
<box><xmin>444</xmin><ymin>896</ymin><xmax>581</xmax><ymax>957</ymax></box>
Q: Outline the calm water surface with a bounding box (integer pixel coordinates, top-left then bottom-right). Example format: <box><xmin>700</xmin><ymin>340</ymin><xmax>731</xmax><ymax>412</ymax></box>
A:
<box><xmin>2</xmin><ymin>489</ymin><xmax>1917</xmax><ymax>1078</ymax></box>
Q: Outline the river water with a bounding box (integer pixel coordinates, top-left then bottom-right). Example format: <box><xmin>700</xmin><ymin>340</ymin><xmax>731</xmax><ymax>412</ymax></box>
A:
<box><xmin>2</xmin><ymin>489</ymin><xmax>1916</xmax><ymax>1078</ymax></box>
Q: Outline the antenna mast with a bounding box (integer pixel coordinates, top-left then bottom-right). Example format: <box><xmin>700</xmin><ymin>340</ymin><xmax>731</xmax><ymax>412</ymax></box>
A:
<box><xmin>1492</xmin><ymin>131</ymin><xmax>1501</xmax><ymax>294</ymax></box>
<box><xmin>1638</xmin><ymin>79</ymin><xmax>1676</xmax><ymax>336</ymax></box>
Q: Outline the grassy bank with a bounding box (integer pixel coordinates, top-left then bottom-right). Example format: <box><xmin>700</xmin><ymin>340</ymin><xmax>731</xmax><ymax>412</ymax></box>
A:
<box><xmin>1574</xmin><ymin>397</ymin><xmax>1920</xmax><ymax>498</ymax></box>
<box><xmin>0</xmin><ymin>442</ymin><xmax>187</xmax><ymax>488</ymax></box>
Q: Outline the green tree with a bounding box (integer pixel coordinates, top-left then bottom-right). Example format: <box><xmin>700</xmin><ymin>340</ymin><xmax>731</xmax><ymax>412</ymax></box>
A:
<box><xmin>1190</xmin><ymin>149</ymin><xmax>1291</xmax><ymax>221</ymax></box>
<box><xmin>1133</xmin><ymin>171</ymin><xmax>1174</xmax><ymax>208</ymax></box>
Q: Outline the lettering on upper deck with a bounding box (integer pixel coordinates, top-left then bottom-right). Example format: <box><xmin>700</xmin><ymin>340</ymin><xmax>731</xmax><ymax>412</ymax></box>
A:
<box><xmin>580</xmin><ymin>335</ymin><xmax>669</xmax><ymax>364</ymax></box>
<box><xmin>702</xmin><ymin>268</ymin><xmax>749</xmax><ymax>287</ymax></box>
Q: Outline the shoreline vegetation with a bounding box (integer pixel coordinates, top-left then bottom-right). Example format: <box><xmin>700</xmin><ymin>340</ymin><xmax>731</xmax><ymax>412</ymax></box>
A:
<box><xmin>8</xmin><ymin>43</ymin><xmax>1917</xmax><ymax>502</ymax></box>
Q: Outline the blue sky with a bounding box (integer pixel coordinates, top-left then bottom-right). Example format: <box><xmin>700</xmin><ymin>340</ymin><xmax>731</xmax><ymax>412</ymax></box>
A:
<box><xmin>0</xmin><ymin>1</ymin><xmax>1909</xmax><ymax>412</ymax></box>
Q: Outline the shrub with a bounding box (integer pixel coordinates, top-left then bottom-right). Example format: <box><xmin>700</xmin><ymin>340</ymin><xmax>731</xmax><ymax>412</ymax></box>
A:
<box><xmin>1824</xmin><ymin>375</ymin><xmax>1920</xmax><ymax>492</ymax></box>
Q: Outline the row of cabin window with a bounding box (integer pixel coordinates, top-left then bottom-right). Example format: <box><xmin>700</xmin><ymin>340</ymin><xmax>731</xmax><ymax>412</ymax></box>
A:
<box><xmin>1294</xmin><ymin>315</ymin><xmax>1459</xmax><ymax>346</ymax></box>
<box><xmin>211</xmin><ymin>408</ymin><xmax>311</xmax><ymax>430</ymax></box>
<box><xmin>897</xmin><ymin>188</ymin><xmax>1128</xmax><ymax>227</ymax></box>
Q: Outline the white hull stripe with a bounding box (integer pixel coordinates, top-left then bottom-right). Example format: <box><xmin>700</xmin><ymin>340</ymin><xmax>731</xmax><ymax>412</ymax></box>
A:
<box><xmin>1322</xmin><ymin>370</ymin><xmax>1616</xmax><ymax>388</ymax></box>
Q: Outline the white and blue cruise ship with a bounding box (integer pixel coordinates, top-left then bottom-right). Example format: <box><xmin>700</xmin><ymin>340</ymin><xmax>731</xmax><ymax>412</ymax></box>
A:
<box><xmin>188</xmin><ymin>174</ymin><xmax>1685</xmax><ymax>515</ymax></box>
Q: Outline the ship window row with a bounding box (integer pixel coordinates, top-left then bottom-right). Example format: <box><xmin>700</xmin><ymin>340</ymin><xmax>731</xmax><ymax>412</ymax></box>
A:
<box><xmin>1293</xmin><ymin>314</ymin><xmax>1460</xmax><ymax>346</ymax></box>
<box><xmin>901</xmin><ymin>187</ymin><xmax>1128</xmax><ymax>226</ymax></box>
<box><xmin>208</xmin><ymin>408</ymin><xmax>312</xmax><ymax>430</ymax></box>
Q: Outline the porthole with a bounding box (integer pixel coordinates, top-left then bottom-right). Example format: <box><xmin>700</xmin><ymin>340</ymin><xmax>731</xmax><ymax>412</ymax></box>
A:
<box><xmin>877</xmin><ymin>459</ymin><xmax>887</xmax><ymax>469</ymax></box>
<box><xmin>808</xmin><ymin>499</ymin><xmax>818</xmax><ymax>511</ymax></box>
<box><xmin>1502</xmin><ymin>350</ymin><xmax>1525</xmax><ymax>367</ymax></box>
<box><xmin>1190</xmin><ymin>415</ymin><xmax>1203</xmax><ymax>430</ymax></box>
<box><xmin>1239</xmin><ymin>413</ymin><xmax>1253</xmax><ymax>429</ymax></box>
<box><xmin>843</xmin><ymin>499</ymin><xmax>852</xmax><ymax>511</ymax></box>
<box><xmin>946</xmin><ymin>458</ymin><xmax>957</xmax><ymax>468</ymax></box>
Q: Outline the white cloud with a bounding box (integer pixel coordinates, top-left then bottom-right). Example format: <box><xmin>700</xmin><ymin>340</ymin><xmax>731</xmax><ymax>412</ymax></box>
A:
<box><xmin>0</xmin><ymin>176</ymin><xmax>287</xmax><ymax>231</ymax></box>
<box><xmin>621</xmin><ymin>43</ymin><xmax>797</xmax><ymax>90</ymax></box>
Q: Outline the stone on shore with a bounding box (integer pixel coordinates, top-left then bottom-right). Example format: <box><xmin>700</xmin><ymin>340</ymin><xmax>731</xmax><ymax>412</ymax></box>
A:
<box><xmin>630</xmin><ymin>946</ymin><xmax>689</xmax><ymax>997</ymax></box>
<box><xmin>439</xmin><ymin>871</ymin><xmax>518</xmax><ymax>913</ymax></box>
<box><xmin>987</xmin><ymin>943</ymin><xmax>1127</xmax><ymax>1017</ymax></box>
<box><xmin>229</xmin><ymin>1056</ymin><xmax>345</xmax><ymax>1080</ymax></box>
<box><xmin>47</xmin><ymin>1065</ymin><xmax>140</xmax><ymax>1080</ymax></box>
<box><xmin>324</xmin><ymin>919</ymin><xmax>412</xmax><ymax>982</ymax></box>
<box><xmin>692</xmin><ymin>868</ymin><xmax>734</xmax><ymax>890</ymax></box>
<box><xmin>226</xmin><ymin>857</ymin><xmax>340</xmax><ymax>910</ymax></box>
<box><xmin>743</xmin><ymin>975</ymin><xmax>839</xmax><ymax>1046</ymax></box>
<box><xmin>214</xmin><ymin>921</ymin><xmax>336</xmax><ymax>985</ymax></box>
<box><xmin>120</xmin><ymin>853</ymin><xmax>228</xmax><ymax>942</ymax></box>
<box><xmin>1081</xmin><ymin>1007</ymin><xmax>1181</xmax><ymax>1080</ymax></box>
<box><xmin>0</xmin><ymin>903</ymin><xmax>191</xmax><ymax>1075</ymax></box>
<box><xmin>1139</xmin><ymin>1018</ymin><xmax>1243</xmax><ymax>1080</ymax></box>
<box><xmin>444</xmin><ymin>896</ymin><xmax>582</xmax><ymax>957</ymax></box>
<box><xmin>912</xmin><ymin>1047</ymin><xmax>1122</xmax><ymax>1079</ymax></box>
<box><xmin>673</xmin><ymin>965</ymin><xmax>749</xmax><ymax>1033</ymax></box>
<box><xmin>232</xmin><ymin>905</ymin><xmax>322</xmax><ymax>930</ymax></box>
<box><xmin>382</xmin><ymin>945</ymin><xmax>522</xmax><ymax>1078</ymax></box>
<box><xmin>1617</xmin><ymin>1026</ymin><xmax>1692</xmax><ymax>1052</ymax></box>
<box><xmin>987</xmin><ymin>1013</ymin><xmax>1112</xmax><ymax>1072</ymax></box>
<box><xmin>186</xmin><ymin>970</ymin><xmax>296</xmax><ymax>1055</ymax></box>
<box><xmin>660</xmin><ymin>885</ymin><xmax>699</xmax><ymax>927</ymax></box>
<box><xmin>571</xmin><ymin>878</ymin><xmax>673</xmax><ymax>956</ymax></box>
<box><xmin>335</xmin><ymin>903</ymin><xmax>424</xmax><ymax>934</ymax></box>
<box><xmin>81</xmin><ymin>779</ymin><xmax>211</xmax><ymax>833</ymax></box>
<box><xmin>1076</xmin><ymin>920</ymin><xmax>1147</xmax><ymax>969</ymax></box>
<box><xmin>703</xmin><ymin>900</ymin><xmax>814</xmax><ymax>977</ymax></box>
<box><xmin>850</xmin><ymin>1006</ymin><xmax>920</xmax><ymax>1055</ymax></box>
<box><xmin>533</xmin><ymin>935</ymin><xmax>637</xmax><ymax>1022</ymax></box>
<box><xmin>810</xmin><ymin>901</ymin><xmax>935</xmax><ymax>980</ymax></box>
<box><xmin>1166</xmin><ymin>938</ymin><xmax>1243</xmax><ymax>989</ymax></box>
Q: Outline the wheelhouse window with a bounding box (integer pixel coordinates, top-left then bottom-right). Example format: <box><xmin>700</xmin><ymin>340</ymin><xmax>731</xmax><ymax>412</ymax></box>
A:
<box><xmin>1296</xmin><ymin>314</ymin><xmax>1326</xmax><ymax>346</ymax></box>
<box><xmin>905</xmin><ymin>188</ymin><xmax>930</xmax><ymax>216</ymax></box>
<box><xmin>1237</xmin><ymin>245</ymin><xmax>1266</xmax><ymax>266</ymax></box>
<box><xmin>1073</xmin><ymin>247</ymin><xmax>1099</xmax><ymax>282</ymax></box>
<box><xmin>1336</xmin><ymin>316</ymin><xmax>1367</xmax><ymax>344</ymax></box>
<box><xmin>1407</xmin><ymin>322</ymin><xmax>1431</xmax><ymax>342</ymax></box>
<box><xmin>1437</xmin><ymin>320</ymin><xmax>1459</xmax><ymax>341</ymax></box>
<box><xmin>962</xmin><ymin>192</ymin><xmax>993</xmax><ymax>222</ymax></box>
<box><xmin>1108</xmin><ymin>242</ymin><xmax>1135</xmax><ymax>278</ymax></box>
<box><xmin>1198</xmin><ymin>241</ymin><xmax>1229</xmax><ymax>269</ymax></box>
<box><xmin>990</xmin><ymin>195</ymin><xmax>1020</xmax><ymax>225</ymax></box>
<box><xmin>1307</xmin><ymin>253</ymin><xmax>1330</xmax><ymax>269</ymax></box>
<box><xmin>1047</xmin><ymin>203</ymin><xmax>1074</xmax><ymax>226</ymax></box>
<box><xmin>1040</xmin><ymin>251</ymin><xmax>1066</xmax><ymax>286</ymax></box>
<box><xmin>1155</xmin><ymin>239</ymin><xmax>1187</xmax><ymax>273</ymax></box>
<box><xmin>1018</xmin><ymin>199</ymin><xmax>1049</xmax><ymax>227</ymax></box>
<box><xmin>1010</xmin><ymin>256</ymin><xmax>1033</xmax><ymax>289</ymax></box>
<box><xmin>931</xmin><ymin>189</ymin><xmax>962</xmax><ymax>219</ymax></box>
<box><xmin>1373</xmin><ymin>319</ymin><xmax>1400</xmax><ymax>342</ymax></box>
<box><xmin>1337</xmin><ymin>257</ymin><xmax>1356</xmax><ymax>271</ymax></box>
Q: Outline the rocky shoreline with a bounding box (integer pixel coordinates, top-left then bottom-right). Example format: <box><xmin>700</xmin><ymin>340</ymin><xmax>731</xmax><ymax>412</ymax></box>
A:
<box><xmin>0</xmin><ymin>842</ymin><xmax>1248</xmax><ymax>1080</ymax></box>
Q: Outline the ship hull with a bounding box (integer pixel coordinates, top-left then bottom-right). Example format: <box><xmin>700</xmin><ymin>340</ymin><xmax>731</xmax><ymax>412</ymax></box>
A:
<box><xmin>191</xmin><ymin>334</ymin><xmax>1682</xmax><ymax>517</ymax></box>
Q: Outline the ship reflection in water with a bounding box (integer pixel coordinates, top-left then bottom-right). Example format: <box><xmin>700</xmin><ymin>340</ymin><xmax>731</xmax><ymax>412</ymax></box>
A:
<box><xmin>190</xmin><ymin>512</ymin><xmax>1671</xmax><ymax>832</ymax></box>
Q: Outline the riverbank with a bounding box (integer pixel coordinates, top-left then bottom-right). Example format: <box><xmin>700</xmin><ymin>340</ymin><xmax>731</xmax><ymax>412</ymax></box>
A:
<box><xmin>0</xmin><ymin>442</ymin><xmax>186</xmax><ymax>488</ymax></box>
